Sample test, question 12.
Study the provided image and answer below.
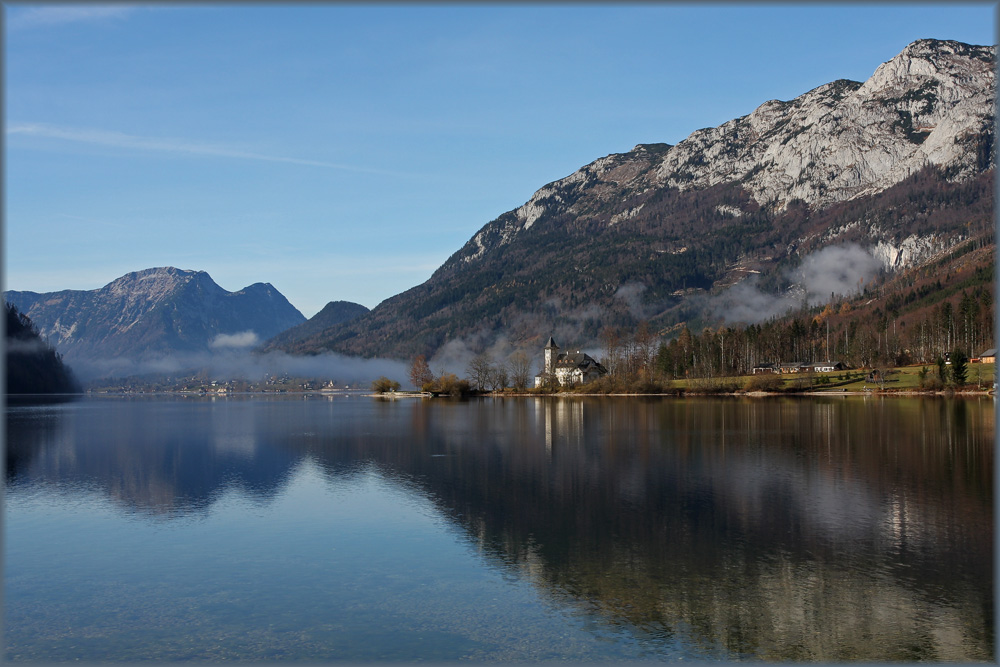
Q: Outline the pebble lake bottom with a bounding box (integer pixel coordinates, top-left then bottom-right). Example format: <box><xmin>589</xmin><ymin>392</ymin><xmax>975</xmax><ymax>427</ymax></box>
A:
<box><xmin>4</xmin><ymin>394</ymin><xmax>994</xmax><ymax>661</ymax></box>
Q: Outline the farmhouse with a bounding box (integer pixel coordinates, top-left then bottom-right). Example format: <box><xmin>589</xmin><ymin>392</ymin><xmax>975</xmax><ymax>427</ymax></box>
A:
<box><xmin>773</xmin><ymin>361</ymin><xmax>846</xmax><ymax>373</ymax></box>
<box><xmin>976</xmin><ymin>348</ymin><xmax>996</xmax><ymax>364</ymax></box>
<box><xmin>810</xmin><ymin>361</ymin><xmax>846</xmax><ymax>373</ymax></box>
<box><xmin>779</xmin><ymin>361</ymin><xmax>806</xmax><ymax>373</ymax></box>
<box><xmin>534</xmin><ymin>337</ymin><xmax>608</xmax><ymax>387</ymax></box>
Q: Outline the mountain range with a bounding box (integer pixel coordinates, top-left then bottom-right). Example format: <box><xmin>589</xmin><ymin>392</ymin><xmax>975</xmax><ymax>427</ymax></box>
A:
<box><xmin>264</xmin><ymin>38</ymin><xmax>994</xmax><ymax>360</ymax></box>
<box><xmin>6</xmin><ymin>39</ymin><xmax>995</xmax><ymax>371</ymax></box>
<box><xmin>5</xmin><ymin>267</ymin><xmax>307</xmax><ymax>362</ymax></box>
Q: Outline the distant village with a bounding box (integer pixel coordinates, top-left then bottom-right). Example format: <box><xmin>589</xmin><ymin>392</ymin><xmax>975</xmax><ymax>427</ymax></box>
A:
<box><xmin>398</xmin><ymin>336</ymin><xmax>997</xmax><ymax>396</ymax></box>
<box><xmin>85</xmin><ymin>337</ymin><xmax>997</xmax><ymax>396</ymax></box>
<box><xmin>529</xmin><ymin>339</ymin><xmax>995</xmax><ymax>393</ymax></box>
<box><xmin>86</xmin><ymin>373</ymin><xmax>364</xmax><ymax>396</ymax></box>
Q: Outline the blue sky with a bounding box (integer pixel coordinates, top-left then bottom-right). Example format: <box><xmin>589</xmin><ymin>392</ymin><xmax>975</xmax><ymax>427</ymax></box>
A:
<box><xmin>5</xmin><ymin>3</ymin><xmax>996</xmax><ymax>317</ymax></box>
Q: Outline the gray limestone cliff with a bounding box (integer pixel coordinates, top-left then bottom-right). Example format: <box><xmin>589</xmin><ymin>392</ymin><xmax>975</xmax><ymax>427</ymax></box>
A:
<box><xmin>451</xmin><ymin>40</ymin><xmax>994</xmax><ymax>270</ymax></box>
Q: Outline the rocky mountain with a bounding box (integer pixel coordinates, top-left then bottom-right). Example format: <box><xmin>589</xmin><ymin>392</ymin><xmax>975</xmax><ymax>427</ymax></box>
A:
<box><xmin>6</xmin><ymin>267</ymin><xmax>305</xmax><ymax>362</ymax></box>
<box><xmin>277</xmin><ymin>39</ymin><xmax>994</xmax><ymax>360</ymax></box>
<box><xmin>263</xmin><ymin>300</ymin><xmax>370</xmax><ymax>349</ymax></box>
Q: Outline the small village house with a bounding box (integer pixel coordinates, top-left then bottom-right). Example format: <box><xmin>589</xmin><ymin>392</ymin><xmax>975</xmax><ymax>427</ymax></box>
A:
<box><xmin>779</xmin><ymin>362</ymin><xmax>805</xmax><ymax>373</ymax></box>
<box><xmin>810</xmin><ymin>361</ymin><xmax>846</xmax><ymax>373</ymax></box>
<box><xmin>772</xmin><ymin>361</ymin><xmax>846</xmax><ymax>374</ymax></box>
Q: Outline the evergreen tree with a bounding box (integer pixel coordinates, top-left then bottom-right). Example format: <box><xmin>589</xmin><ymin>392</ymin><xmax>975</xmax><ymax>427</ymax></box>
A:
<box><xmin>935</xmin><ymin>355</ymin><xmax>949</xmax><ymax>384</ymax></box>
<box><xmin>5</xmin><ymin>302</ymin><xmax>81</xmax><ymax>394</ymax></box>
<box><xmin>950</xmin><ymin>348</ymin><xmax>969</xmax><ymax>386</ymax></box>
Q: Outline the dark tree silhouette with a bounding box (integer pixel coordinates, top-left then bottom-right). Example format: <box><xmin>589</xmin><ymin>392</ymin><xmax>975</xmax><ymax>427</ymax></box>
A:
<box><xmin>5</xmin><ymin>302</ymin><xmax>81</xmax><ymax>394</ymax></box>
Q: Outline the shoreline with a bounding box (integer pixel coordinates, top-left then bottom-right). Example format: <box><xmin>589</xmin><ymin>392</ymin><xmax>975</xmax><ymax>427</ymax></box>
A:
<box><xmin>381</xmin><ymin>388</ymin><xmax>995</xmax><ymax>399</ymax></box>
<box><xmin>49</xmin><ymin>386</ymin><xmax>995</xmax><ymax>400</ymax></box>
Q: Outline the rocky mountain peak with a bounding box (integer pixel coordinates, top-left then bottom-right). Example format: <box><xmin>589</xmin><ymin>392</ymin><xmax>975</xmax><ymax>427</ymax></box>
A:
<box><xmin>5</xmin><ymin>268</ymin><xmax>306</xmax><ymax>367</ymax></box>
<box><xmin>654</xmin><ymin>38</ymin><xmax>993</xmax><ymax>208</ymax></box>
<box><xmin>858</xmin><ymin>38</ymin><xmax>994</xmax><ymax>130</ymax></box>
<box><xmin>450</xmin><ymin>39</ymin><xmax>994</xmax><ymax>272</ymax></box>
<box><xmin>105</xmin><ymin>267</ymin><xmax>209</xmax><ymax>299</ymax></box>
<box><xmin>236</xmin><ymin>282</ymin><xmax>278</xmax><ymax>297</ymax></box>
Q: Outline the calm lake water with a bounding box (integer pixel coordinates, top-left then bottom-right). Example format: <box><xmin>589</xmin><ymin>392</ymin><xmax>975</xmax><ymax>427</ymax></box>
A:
<box><xmin>4</xmin><ymin>394</ymin><xmax>994</xmax><ymax>662</ymax></box>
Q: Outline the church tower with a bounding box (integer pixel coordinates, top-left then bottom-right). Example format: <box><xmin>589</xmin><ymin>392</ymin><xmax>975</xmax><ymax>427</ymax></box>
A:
<box><xmin>544</xmin><ymin>336</ymin><xmax>559</xmax><ymax>374</ymax></box>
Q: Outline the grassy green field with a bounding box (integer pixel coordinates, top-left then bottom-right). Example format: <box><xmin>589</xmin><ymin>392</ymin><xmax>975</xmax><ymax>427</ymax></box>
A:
<box><xmin>671</xmin><ymin>363</ymin><xmax>995</xmax><ymax>393</ymax></box>
<box><xmin>812</xmin><ymin>362</ymin><xmax>995</xmax><ymax>392</ymax></box>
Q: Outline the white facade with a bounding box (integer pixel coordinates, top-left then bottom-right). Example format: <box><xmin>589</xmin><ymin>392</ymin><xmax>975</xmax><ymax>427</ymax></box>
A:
<box><xmin>534</xmin><ymin>337</ymin><xmax>608</xmax><ymax>387</ymax></box>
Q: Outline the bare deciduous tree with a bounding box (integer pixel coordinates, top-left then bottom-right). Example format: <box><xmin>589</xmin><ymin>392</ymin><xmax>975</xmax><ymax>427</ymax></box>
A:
<box><xmin>466</xmin><ymin>352</ymin><xmax>493</xmax><ymax>391</ymax></box>
<box><xmin>508</xmin><ymin>350</ymin><xmax>532</xmax><ymax>390</ymax></box>
<box><xmin>600</xmin><ymin>327</ymin><xmax>622</xmax><ymax>378</ymax></box>
<box><xmin>633</xmin><ymin>321</ymin><xmax>655</xmax><ymax>377</ymax></box>
<box><xmin>486</xmin><ymin>363</ymin><xmax>509</xmax><ymax>392</ymax></box>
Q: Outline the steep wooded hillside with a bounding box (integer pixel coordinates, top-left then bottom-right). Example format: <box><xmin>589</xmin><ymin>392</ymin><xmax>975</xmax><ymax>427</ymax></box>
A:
<box><xmin>6</xmin><ymin>302</ymin><xmax>81</xmax><ymax>394</ymax></box>
<box><xmin>264</xmin><ymin>300</ymin><xmax>369</xmax><ymax>350</ymax></box>
<box><xmin>269</xmin><ymin>39</ymin><xmax>994</xmax><ymax>361</ymax></box>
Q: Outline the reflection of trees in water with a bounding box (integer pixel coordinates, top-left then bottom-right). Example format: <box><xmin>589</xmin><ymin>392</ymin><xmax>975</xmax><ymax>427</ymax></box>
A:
<box><xmin>7</xmin><ymin>395</ymin><xmax>993</xmax><ymax>660</ymax></box>
<box><xmin>296</xmin><ymin>396</ymin><xmax>993</xmax><ymax>661</ymax></box>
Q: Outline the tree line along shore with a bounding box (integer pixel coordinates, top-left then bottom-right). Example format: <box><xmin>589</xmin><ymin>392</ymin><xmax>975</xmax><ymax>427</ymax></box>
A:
<box><xmin>371</xmin><ymin>342</ymin><xmax>995</xmax><ymax>397</ymax></box>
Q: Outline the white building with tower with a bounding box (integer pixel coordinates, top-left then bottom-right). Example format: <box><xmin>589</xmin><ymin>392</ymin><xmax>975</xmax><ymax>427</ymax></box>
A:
<box><xmin>534</xmin><ymin>336</ymin><xmax>608</xmax><ymax>388</ymax></box>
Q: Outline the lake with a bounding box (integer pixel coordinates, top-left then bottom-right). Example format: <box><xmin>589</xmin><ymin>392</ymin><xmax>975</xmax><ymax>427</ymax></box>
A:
<box><xmin>4</xmin><ymin>394</ymin><xmax>994</xmax><ymax>662</ymax></box>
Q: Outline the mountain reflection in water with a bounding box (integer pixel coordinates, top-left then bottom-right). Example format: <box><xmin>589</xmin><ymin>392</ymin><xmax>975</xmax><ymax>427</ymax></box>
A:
<box><xmin>6</xmin><ymin>395</ymin><xmax>993</xmax><ymax>661</ymax></box>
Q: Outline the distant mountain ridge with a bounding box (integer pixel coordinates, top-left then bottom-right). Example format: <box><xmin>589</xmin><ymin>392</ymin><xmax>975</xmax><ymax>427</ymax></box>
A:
<box><xmin>5</xmin><ymin>267</ymin><xmax>306</xmax><ymax>361</ymax></box>
<box><xmin>264</xmin><ymin>300</ymin><xmax>370</xmax><ymax>349</ymax></box>
<box><xmin>267</xmin><ymin>38</ymin><xmax>995</xmax><ymax>360</ymax></box>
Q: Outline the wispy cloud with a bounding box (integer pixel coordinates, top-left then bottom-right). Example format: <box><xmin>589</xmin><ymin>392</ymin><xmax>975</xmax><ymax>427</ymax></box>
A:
<box><xmin>709</xmin><ymin>244</ymin><xmax>883</xmax><ymax>324</ymax></box>
<box><xmin>209</xmin><ymin>331</ymin><xmax>261</xmax><ymax>350</ymax></box>
<box><xmin>7</xmin><ymin>5</ymin><xmax>138</xmax><ymax>30</ymax></box>
<box><xmin>7</xmin><ymin>122</ymin><xmax>399</xmax><ymax>174</ymax></box>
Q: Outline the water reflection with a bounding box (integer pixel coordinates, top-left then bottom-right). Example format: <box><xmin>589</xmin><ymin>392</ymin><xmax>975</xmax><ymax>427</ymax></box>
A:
<box><xmin>398</xmin><ymin>397</ymin><xmax>992</xmax><ymax>661</ymax></box>
<box><xmin>6</xmin><ymin>397</ymin><xmax>300</xmax><ymax>516</ymax></box>
<box><xmin>6</xmin><ymin>395</ymin><xmax>993</xmax><ymax>661</ymax></box>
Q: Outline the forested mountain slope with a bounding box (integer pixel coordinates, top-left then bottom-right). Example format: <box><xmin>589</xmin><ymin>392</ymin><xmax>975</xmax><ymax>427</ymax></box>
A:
<box><xmin>263</xmin><ymin>300</ymin><xmax>369</xmax><ymax>350</ymax></box>
<box><xmin>6</xmin><ymin>302</ymin><xmax>81</xmax><ymax>394</ymax></box>
<box><xmin>267</xmin><ymin>39</ymin><xmax>994</xmax><ymax>361</ymax></box>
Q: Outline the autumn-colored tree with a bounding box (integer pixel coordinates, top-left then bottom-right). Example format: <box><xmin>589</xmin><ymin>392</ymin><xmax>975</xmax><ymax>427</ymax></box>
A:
<box><xmin>409</xmin><ymin>354</ymin><xmax>434</xmax><ymax>389</ymax></box>
<box><xmin>430</xmin><ymin>373</ymin><xmax>471</xmax><ymax>397</ymax></box>
<box><xmin>372</xmin><ymin>376</ymin><xmax>400</xmax><ymax>393</ymax></box>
